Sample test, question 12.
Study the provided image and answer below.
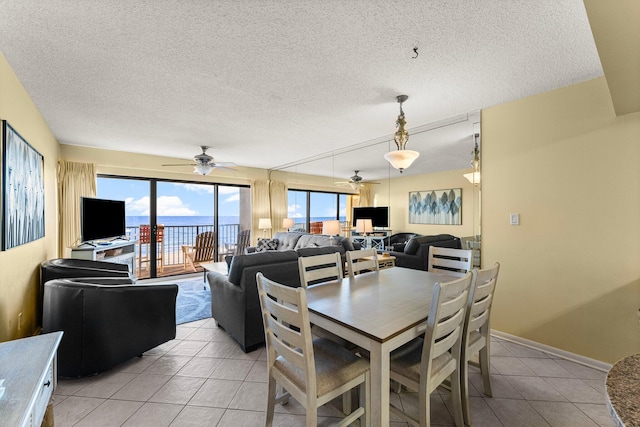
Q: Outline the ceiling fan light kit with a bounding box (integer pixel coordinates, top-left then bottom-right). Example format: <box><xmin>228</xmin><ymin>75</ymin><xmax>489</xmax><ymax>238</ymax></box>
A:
<box><xmin>385</xmin><ymin>95</ymin><xmax>420</xmax><ymax>173</ymax></box>
<box><xmin>162</xmin><ymin>146</ymin><xmax>237</xmax><ymax>176</ymax></box>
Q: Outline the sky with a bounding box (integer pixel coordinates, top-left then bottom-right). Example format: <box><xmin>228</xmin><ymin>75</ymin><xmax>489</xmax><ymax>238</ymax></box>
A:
<box><xmin>98</xmin><ymin>177</ymin><xmax>348</xmax><ymax>220</ymax></box>
<box><xmin>97</xmin><ymin>177</ymin><xmax>241</xmax><ymax>217</ymax></box>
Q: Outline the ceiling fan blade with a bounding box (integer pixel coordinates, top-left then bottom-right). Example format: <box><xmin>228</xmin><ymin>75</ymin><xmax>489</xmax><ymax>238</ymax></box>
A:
<box><xmin>212</xmin><ymin>161</ymin><xmax>237</xmax><ymax>168</ymax></box>
<box><xmin>161</xmin><ymin>163</ymin><xmax>195</xmax><ymax>167</ymax></box>
<box><xmin>210</xmin><ymin>165</ymin><xmax>237</xmax><ymax>172</ymax></box>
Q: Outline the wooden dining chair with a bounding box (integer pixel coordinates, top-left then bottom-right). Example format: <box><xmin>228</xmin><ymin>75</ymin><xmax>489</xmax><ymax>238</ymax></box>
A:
<box><xmin>428</xmin><ymin>247</ymin><xmax>473</xmax><ymax>277</ymax></box>
<box><xmin>346</xmin><ymin>248</ymin><xmax>379</xmax><ymax>278</ymax></box>
<box><xmin>461</xmin><ymin>262</ymin><xmax>500</xmax><ymax>426</ymax></box>
<box><xmin>256</xmin><ymin>272</ymin><xmax>370</xmax><ymax>427</ymax></box>
<box><xmin>298</xmin><ymin>252</ymin><xmax>343</xmax><ymax>288</ymax></box>
<box><xmin>389</xmin><ymin>272</ymin><xmax>473</xmax><ymax>427</ymax></box>
<box><xmin>182</xmin><ymin>231</ymin><xmax>216</xmax><ymax>271</ymax></box>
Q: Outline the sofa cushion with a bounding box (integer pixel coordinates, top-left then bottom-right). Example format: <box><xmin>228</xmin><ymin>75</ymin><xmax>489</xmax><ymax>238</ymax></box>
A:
<box><xmin>272</xmin><ymin>231</ymin><xmax>306</xmax><ymax>250</ymax></box>
<box><xmin>294</xmin><ymin>234</ymin><xmax>335</xmax><ymax>249</ymax></box>
<box><xmin>228</xmin><ymin>250</ymin><xmax>299</xmax><ymax>284</ymax></box>
<box><xmin>256</xmin><ymin>238</ymin><xmax>279</xmax><ymax>252</ymax></box>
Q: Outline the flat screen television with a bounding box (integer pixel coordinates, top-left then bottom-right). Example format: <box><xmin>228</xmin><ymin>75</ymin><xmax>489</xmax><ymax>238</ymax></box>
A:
<box><xmin>352</xmin><ymin>206</ymin><xmax>389</xmax><ymax>228</ymax></box>
<box><xmin>80</xmin><ymin>197</ymin><xmax>126</xmax><ymax>242</ymax></box>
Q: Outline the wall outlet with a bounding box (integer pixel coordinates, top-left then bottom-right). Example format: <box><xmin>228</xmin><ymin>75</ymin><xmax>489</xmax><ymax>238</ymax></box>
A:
<box><xmin>510</xmin><ymin>213</ymin><xmax>520</xmax><ymax>225</ymax></box>
<box><xmin>18</xmin><ymin>312</ymin><xmax>22</xmax><ymax>330</ymax></box>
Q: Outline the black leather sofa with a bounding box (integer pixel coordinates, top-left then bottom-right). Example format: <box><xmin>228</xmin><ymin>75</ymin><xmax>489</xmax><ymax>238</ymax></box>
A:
<box><xmin>209</xmin><ymin>246</ymin><xmax>345</xmax><ymax>352</ymax></box>
<box><xmin>42</xmin><ymin>277</ymin><xmax>178</xmax><ymax>377</ymax></box>
<box><xmin>387</xmin><ymin>234</ymin><xmax>462</xmax><ymax>271</ymax></box>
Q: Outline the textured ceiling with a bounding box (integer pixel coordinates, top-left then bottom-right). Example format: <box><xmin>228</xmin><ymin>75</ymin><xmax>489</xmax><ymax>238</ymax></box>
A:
<box><xmin>0</xmin><ymin>1</ymin><xmax>602</xmax><ymax>180</ymax></box>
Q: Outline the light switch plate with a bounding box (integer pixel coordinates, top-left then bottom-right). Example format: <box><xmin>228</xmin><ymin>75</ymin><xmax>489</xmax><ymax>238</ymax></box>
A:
<box><xmin>510</xmin><ymin>213</ymin><xmax>520</xmax><ymax>225</ymax></box>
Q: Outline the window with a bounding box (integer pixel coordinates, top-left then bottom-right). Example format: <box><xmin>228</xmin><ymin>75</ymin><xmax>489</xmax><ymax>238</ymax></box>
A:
<box><xmin>287</xmin><ymin>190</ymin><xmax>349</xmax><ymax>233</ymax></box>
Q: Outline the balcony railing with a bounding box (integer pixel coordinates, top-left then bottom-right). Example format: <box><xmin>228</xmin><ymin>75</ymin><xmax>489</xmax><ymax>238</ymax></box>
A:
<box><xmin>127</xmin><ymin>223</ymin><xmax>240</xmax><ymax>277</ymax></box>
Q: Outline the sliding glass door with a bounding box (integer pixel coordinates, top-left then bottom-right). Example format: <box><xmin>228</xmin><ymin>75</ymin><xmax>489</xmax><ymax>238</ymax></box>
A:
<box><xmin>97</xmin><ymin>176</ymin><xmax>249</xmax><ymax>279</ymax></box>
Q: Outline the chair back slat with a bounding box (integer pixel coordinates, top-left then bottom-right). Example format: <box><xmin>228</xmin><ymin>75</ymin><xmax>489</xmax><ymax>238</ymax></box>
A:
<box><xmin>193</xmin><ymin>231</ymin><xmax>216</xmax><ymax>262</ymax></box>
<box><xmin>298</xmin><ymin>252</ymin><xmax>343</xmax><ymax>288</ymax></box>
<box><xmin>346</xmin><ymin>249</ymin><xmax>379</xmax><ymax>278</ymax></box>
<box><xmin>421</xmin><ymin>272</ymin><xmax>473</xmax><ymax>377</ymax></box>
<box><xmin>235</xmin><ymin>230</ymin><xmax>251</xmax><ymax>255</ymax></box>
<box><xmin>464</xmin><ymin>263</ymin><xmax>500</xmax><ymax>338</ymax></box>
<box><xmin>429</xmin><ymin>247</ymin><xmax>472</xmax><ymax>277</ymax></box>
<box><xmin>257</xmin><ymin>272</ymin><xmax>316</xmax><ymax>386</ymax></box>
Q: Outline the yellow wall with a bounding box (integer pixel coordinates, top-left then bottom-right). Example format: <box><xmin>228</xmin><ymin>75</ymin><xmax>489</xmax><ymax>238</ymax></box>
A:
<box><xmin>0</xmin><ymin>53</ymin><xmax>60</xmax><ymax>342</ymax></box>
<box><xmin>371</xmin><ymin>168</ymin><xmax>479</xmax><ymax>238</ymax></box>
<box><xmin>482</xmin><ymin>77</ymin><xmax>640</xmax><ymax>363</ymax></box>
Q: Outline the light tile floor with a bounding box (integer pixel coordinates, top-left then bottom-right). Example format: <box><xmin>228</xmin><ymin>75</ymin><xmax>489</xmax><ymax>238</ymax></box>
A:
<box><xmin>53</xmin><ymin>319</ymin><xmax>614</xmax><ymax>426</ymax></box>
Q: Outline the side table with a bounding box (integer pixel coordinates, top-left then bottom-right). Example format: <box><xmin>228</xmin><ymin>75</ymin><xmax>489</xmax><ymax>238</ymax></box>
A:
<box><xmin>0</xmin><ymin>332</ymin><xmax>63</xmax><ymax>427</ymax></box>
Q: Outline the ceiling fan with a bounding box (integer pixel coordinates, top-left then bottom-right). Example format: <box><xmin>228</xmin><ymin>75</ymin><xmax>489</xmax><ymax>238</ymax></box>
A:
<box><xmin>162</xmin><ymin>146</ymin><xmax>237</xmax><ymax>176</ymax></box>
<box><xmin>335</xmin><ymin>171</ymin><xmax>381</xmax><ymax>189</ymax></box>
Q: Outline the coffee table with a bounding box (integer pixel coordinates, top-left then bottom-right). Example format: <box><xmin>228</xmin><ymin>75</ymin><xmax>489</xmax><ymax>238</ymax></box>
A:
<box><xmin>199</xmin><ymin>261</ymin><xmax>228</xmax><ymax>281</ymax></box>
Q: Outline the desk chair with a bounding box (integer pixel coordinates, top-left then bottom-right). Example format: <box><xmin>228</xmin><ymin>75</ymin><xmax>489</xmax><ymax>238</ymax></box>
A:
<box><xmin>389</xmin><ymin>272</ymin><xmax>473</xmax><ymax>427</ymax></box>
<box><xmin>346</xmin><ymin>248</ymin><xmax>379</xmax><ymax>278</ymax></box>
<box><xmin>428</xmin><ymin>247</ymin><xmax>472</xmax><ymax>277</ymax></box>
<box><xmin>461</xmin><ymin>262</ymin><xmax>500</xmax><ymax>425</ymax></box>
<box><xmin>256</xmin><ymin>273</ymin><xmax>370</xmax><ymax>427</ymax></box>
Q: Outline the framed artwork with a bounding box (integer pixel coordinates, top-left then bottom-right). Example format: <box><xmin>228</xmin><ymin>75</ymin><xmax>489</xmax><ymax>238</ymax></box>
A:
<box><xmin>409</xmin><ymin>188</ymin><xmax>462</xmax><ymax>225</ymax></box>
<box><xmin>2</xmin><ymin>120</ymin><xmax>45</xmax><ymax>250</ymax></box>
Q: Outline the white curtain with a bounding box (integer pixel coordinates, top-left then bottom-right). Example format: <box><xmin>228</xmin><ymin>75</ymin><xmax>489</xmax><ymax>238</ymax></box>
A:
<box><xmin>57</xmin><ymin>160</ymin><xmax>97</xmax><ymax>256</ymax></box>
<box><xmin>358</xmin><ymin>185</ymin><xmax>371</xmax><ymax>207</ymax></box>
<box><xmin>251</xmin><ymin>179</ymin><xmax>271</xmax><ymax>243</ymax></box>
<box><xmin>269</xmin><ymin>180</ymin><xmax>288</xmax><ymax>234</ymax></box>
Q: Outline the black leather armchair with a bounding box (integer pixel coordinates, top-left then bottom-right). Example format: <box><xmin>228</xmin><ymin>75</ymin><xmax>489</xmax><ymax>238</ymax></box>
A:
<box><xmin>43</xmin><ymin>277</ymin><xmax>178</xmax><ymax>377</ymax></box>
<box><xmin>208</xmin><ymin>250</ymin><xmax>301</xmax><ymax>352</ymax></box>
<box><xmin>38</xmin><ymin>258</ymin><xmax>134</xmax><ymax>327</ymax></box>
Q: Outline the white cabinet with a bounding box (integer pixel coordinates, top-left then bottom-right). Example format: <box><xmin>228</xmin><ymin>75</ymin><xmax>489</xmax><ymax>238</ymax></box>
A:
<box><xmin>351</xmin><ymin>230</ymin><xmax>392</xmax><ymax>250</ymax></box>
<box><xmin>71</xmin><ymin>240</ymin><xmax>136</xmax><ymax>277</ymax></box>
<box><xmin>0</xmin><ymin>332</ymin><xmax>63</xmax><ymax>427</ymax></box>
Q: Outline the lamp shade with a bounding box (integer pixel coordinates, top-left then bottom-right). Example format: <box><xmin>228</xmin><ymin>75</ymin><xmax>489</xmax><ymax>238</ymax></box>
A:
<box><xmin>355</xmin><ymin>219</ymin><xmax>373</xmax><ymax>234</ymax></box>
<box><xmin>282</xmin><ymin>218</ymin><xmax>294</xmax><ymax>228</ymax></box>
<box><xmin>258</xmin><ymin>218</ymin><xmax>272</xmax><ymax>229</ymax></box>
<box><xmin>384</xmin><ymin>150</ymin><xmax>420</xmax><ymax>171</ymax></box>
<box><xmin>193</xmin><ymin>164</ymin><xmax>214</xmax><ymax>176</ymax></box>
<box><xmin>463</xmin><ymin>171</ymin><xmax>481</xmax><ymax>184</ymax></box>
<box><xmin>322</xmin><ymin>220</ymin><xmax>340</xmax><ymax>236</ymax></box>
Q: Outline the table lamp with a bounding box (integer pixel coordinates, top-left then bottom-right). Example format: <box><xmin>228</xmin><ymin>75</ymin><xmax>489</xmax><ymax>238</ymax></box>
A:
<box><xmin>282</xmin><ymin>217</ymin><xmax>294</xmax><ymax>231</ymax></box>
<box><xmin>322</xmin><ymin>220</ymin><xmax>341</xmax><ymax>245</ymax></box>
<box><xmin>355</xmin><ymin>219</ymin><xmax>373</xmax><ymax>236</ymax></box>
<box><xmin>258</xmin><ymin>218</ymin><xmax>272</xmax><ymax>238</ymax></box>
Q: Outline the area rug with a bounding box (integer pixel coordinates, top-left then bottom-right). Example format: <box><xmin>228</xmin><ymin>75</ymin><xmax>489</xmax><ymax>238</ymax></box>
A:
<box><xmin>174</xmin><ymin>279</ymin><xmax>212</xmax><ymax>325</ymax></box>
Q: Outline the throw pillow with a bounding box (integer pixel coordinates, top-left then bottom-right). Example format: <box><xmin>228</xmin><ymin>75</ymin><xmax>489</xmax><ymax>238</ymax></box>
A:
<box><xmin>256</xmin><ymin>238</ymin><xmax>279</xmax><ymax>252</ymax></box>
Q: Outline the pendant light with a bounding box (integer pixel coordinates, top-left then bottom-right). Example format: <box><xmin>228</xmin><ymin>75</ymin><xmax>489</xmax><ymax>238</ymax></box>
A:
<box><xmin>384</xmin><ymin>95</ymin><xmax>419</xmax><ymax>173</ymax></box>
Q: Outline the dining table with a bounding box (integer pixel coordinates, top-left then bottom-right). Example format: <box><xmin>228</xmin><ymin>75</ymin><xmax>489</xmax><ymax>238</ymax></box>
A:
<box><xmin>305</xmin><ymin>266</ymin><xmax>456</xmax><ymax>427</ymax></box>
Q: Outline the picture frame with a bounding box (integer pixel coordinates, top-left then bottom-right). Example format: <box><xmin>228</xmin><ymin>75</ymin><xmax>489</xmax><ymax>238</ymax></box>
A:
<box><xmin>408</xmin><ymin>188</ymin><xmax>462</xmax><ymax>225</ymax></box>
<box><xmin>2</xmin><ymin>120</ymin><xmax>45</xmax><ymax>250</ymax></box>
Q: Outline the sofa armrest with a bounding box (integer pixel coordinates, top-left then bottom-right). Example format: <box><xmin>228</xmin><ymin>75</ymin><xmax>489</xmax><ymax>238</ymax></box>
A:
<box><xmin>208</xmin><ymin>272</ymin><xmax>246</xmax><ymax>327</ymax></box>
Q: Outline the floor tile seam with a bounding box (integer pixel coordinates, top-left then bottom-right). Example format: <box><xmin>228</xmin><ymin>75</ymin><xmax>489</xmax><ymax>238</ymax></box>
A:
<box><xmin>71</xmin><ymin>372</ymin><xmax>140</xmax><ymax>400</ymax></box>
<box><xmin>483</xmin><ymin>397</ymin><xmax>553</xmax><ymax>426</ymax></box>
<box><xmin>525</xmin><ymin>399</ymin><xmax>600</xmax><ymax>426</ymax></box>
<box><xmin>538</xmin><ymin>375</ymin><xmax>605</xmax><ymax>402</ymax></box>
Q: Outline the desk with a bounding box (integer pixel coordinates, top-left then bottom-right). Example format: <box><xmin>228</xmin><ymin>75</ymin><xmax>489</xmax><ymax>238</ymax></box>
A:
<box><xmin>306</xmin><ymin>267</ymin><xmax>455</xmax><ymax>427</ymax></box>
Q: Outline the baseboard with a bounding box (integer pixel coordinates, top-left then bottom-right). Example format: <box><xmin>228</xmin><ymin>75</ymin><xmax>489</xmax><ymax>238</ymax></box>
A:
<box><xmin>491</xmin><ymin>329</ymin><xmax>612</xmax><ymax>372</ymax></box>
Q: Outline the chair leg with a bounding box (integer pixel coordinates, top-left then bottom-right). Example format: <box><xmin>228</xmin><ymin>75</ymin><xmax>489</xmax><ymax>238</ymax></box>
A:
<box><xmin>479</xmin><ymin>345</ymin><xmax>493</xmax><ymax>397</ymax></box>
<box><xmin>461</xmin><ymin>354</ymin><xmax>471</xmax><ymax>426</ymax></box>
<box><xmin>418</xmin><ymin>387</ymin><xmax>431</xmax><ymax>427</ymax></box>
<box><xmin>266</xmin><ymin>376</ymin><xmax>276</xmax><ymax>427</ymax></box>
<box><xmin>342</xmin><ymin>390</ymin><xmax>352</xmax><ymax>415</ymax></box>
<box><xmin>450</xmin><ymin>369</ymin><xmax>465</xmax><ymax>427</ymax></box>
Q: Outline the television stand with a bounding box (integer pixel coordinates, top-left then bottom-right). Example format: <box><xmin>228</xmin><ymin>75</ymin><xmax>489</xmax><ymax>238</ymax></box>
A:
<box><xmin>71</xmin><ymin>240</ymin><xmax>136</xmax><ymax>277</ymax></box>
